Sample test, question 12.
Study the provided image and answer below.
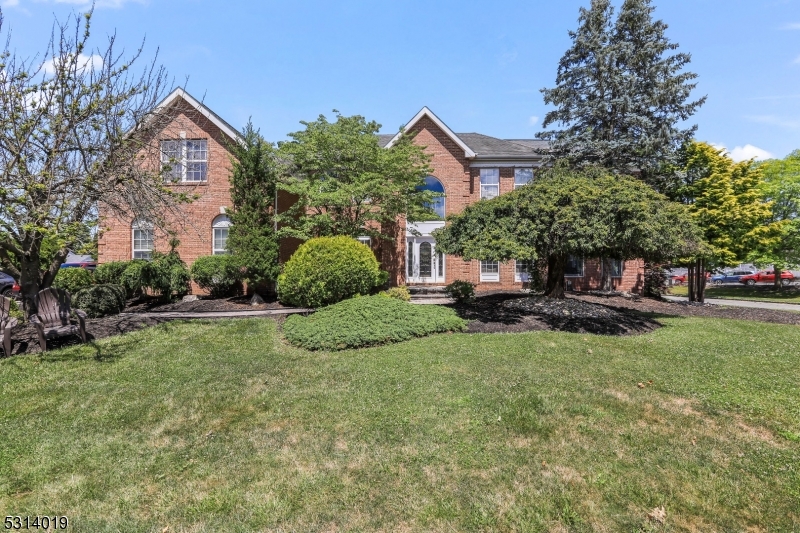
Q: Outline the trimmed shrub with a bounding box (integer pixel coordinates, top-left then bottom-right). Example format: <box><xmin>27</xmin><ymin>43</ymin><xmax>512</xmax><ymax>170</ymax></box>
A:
<box><xmin>94</xmin><ymin>261</ymin><xmax>130</xmax><ymax>285</ymax></box>
<box><xmin>444</xmin><ymin>280</ymin><xmax>476</xmax><ymax>304</ymax></box>
<box><xmin>53</xmin><ymin>267</ymin><xmax>94</xmax><ymax>295</ymax></box>
<box><xmin>643</xmin><ymin>263</ymin><xmax>668</xmax><ymax>298</ymax></box>
<box><xmin>278</xmin><ymin>236</ymin><xmax>385</xmax><ymax>308</ymax></box>
<box><xmin>380</xmin><ymin>286</ymin><xmax>411</xmax><ymax>302</ymax></box>
<box><xmin>282</xmin><ymin>295</ymin><xmax>467</xmax><ymax>351</ymax></box>
<box><xmin>72</xmin><ymin>284</ymin><xmax>127</xmax><ymax>318</ymax></box>
<box><xmin>144</xmin><ymin>251</ymin><xmax>190</xmax><ymax>299</ymax></box>
<box><xmin>120</xmin><ymin>260</ymin><xmax>149</xmax><ymax>297</ymax></box>
<box><xmin>190</xmin><ymin>255</ymin><xmax>242</xmax><ymax>298</ymax></box>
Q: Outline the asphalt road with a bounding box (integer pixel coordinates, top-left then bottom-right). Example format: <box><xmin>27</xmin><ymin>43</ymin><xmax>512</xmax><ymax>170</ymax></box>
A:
<box><xmin>663</xmin><ymin>295</ymin><xmax>800</xmax><ymax>312</ymax></box>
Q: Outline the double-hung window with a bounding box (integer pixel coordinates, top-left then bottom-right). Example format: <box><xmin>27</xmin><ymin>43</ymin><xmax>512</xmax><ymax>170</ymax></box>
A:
<box><xmin>132</xmin><ymin>220</ymin><xmax>154</xmax><ymax>260</ymax></box>
<box><xmin>480</xmin><ymin>260</ymin><xmax>500</xmax><ymax>282</ymax></box>
<box><xmin>212</xmin><ymin>215</ymin><xmax>231</xmax><ymax>255</ymax></box>
<box><xmin>480</xmin><ymin>169</ymin><xmax>499</xmax><ymax>200</ymax></box>
<box><xmin>161</xmin><ymin>139</ymin><xmax>208</xmax><ymax>182</ymax></box>
<box><xmin>514</xmin><ymin>168</ymin><xmax>533</xmax><ymax>189</ymax></box>
<box><xmin>609</xmin><ymin>259</ymin><xmax>623</xmax><ymax>278</ymax></box>
<box><xmin>515</xmin><ymin>261</ymin><xmax>531</xmax><ymax>282</ymax></box>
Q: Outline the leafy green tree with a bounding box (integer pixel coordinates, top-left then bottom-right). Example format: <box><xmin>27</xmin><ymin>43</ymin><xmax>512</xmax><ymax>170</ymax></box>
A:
<box><xmin>276</xmin><ymin>112</ymin><xmax>434</xmax><ymax>241</ymax></box>
<box><xmin>748</xmin><ymin>151</ymin><xmax>800</xmax><ymax>287</ymax></box>
<box><xmin>678</xmin><ymin>142</ymin><xmax>772</xmax><ymax>301</ymax></box>
<box><xmin>227</xmin><ymin>122</ymin><xmax>281</xmax><ymax>286</ymax></box>
<box><xmin>538</xmin><ymin>0</ymin><xmax>705</xmax><ymax>184</ymax></box>
<box><xmin>433</xmin><ymin>166</ymin><xmax>700</xmax><ymax>299</ymax></box>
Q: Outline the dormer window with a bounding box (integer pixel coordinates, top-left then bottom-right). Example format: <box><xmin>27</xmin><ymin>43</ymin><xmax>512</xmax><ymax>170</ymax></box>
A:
<box><xmin>161</xmin><ymin>139</ymin><xmax>208</xmax><ymax>182</ymax></box>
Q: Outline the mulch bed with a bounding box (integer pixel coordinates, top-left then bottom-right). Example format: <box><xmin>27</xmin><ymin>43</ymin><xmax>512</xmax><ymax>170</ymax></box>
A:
<box><xmin>454</xmin><ymin>292</ymin><xmax>800</xmax><ymax>335</ymax></box>
<box><xmin>123</xmin><ymin>295</ymin><xmax>287</xmax><ymax>313</ymax></box>
<box><xmin>4</xmin><ymin>292</ymin><xmax>798</xmax><ymax>357</ymax></box>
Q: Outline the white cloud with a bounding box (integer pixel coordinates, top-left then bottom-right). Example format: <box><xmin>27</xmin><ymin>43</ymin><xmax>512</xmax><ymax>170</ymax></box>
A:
<box><xmin>529</xmin><ymin>115</ymin><xmax>539</xmax><ymax>126</ymax></box>
<box><xmin>4</xmin><ymin>0</ymin><xmax>146</xmax><ymax>7</ymax></box>
<box><xmin>1</xmin><ymin>0</ymin><xmax>20</xmax><ymax>6</ymax></box>
<box><xmin>42</xmin><ymin>53</ymin><xmax>103</xmax><ymax>76</ymax></box>
<box><xmin>712</xmin><ymin>143</ymin><xmax>774</xmax><ymax>163</ymax></box>
<box><xmin>783</xmin><ymin>23</ymin><xmax>800</xmax><ymax>30</ymax></box>
<box><xmin>794</xmin><ymin>55</ymin><xmax>800</xmax><ymax>65</ymax></box>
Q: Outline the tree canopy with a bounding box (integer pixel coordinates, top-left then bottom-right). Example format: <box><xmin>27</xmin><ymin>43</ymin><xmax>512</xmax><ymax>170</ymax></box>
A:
<box><xmin>276</xmin><ymin>112</ymin><xmax>435</xmax><ymax>242</ymax></box>
<box><xmin>433</xmin><ymin>166</ymin><xmax>701</xmax><ymax>298</ymax></box>
<box><xmin>0</xmin><ymin>11</ymin><xmax>182</xmax><ymax>311</ymax></box>
<box><xmin>538</xmin><ymin>0</ymin><xmax>705</xmax><ymax>186</ymax></box>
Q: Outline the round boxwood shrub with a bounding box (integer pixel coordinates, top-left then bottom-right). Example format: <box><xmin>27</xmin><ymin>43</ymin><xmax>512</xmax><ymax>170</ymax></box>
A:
<box><xmin>120</xmin><ymin>260</ymin><xmax>149</xmax><ymax>297</ymax></box>
<box><xmin>190</xmin><ymin>255</ymin><xmax>242</xmax><ymax>298</ymax></box>
<box><xmin>278</xmin><ymin>236</ymin><xmax>386</xmax><ymax>308</ymax></box>
<box><xmin>282</xmin><ymin>295</ymin><xmax>467</xmax><ymax>351</ymax></box>
<box><xmin>95</xmin><ymin>261</ymin><xmax>131</xmax><ymax>285</ymax></box>
<box><xmin>72</xmin><ymin>284</ymin><xmax>127</xmax><ymax>318</ymax></box>
<box><xmin>53</xmin><ymin>267</ymin><xmax>94</xmax><ymax>295</ymax></box>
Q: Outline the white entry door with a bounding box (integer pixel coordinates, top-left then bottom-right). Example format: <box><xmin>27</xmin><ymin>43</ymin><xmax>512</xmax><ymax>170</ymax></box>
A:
<box><xmin>407</xmin><ymin>237</ymin><xmax>445</xmax><ymax>283</ymax></box>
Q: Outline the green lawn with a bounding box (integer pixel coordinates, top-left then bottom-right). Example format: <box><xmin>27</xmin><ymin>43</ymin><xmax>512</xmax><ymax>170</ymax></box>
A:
<box><xmin>2</xmin><ymin>318</ymin><xmax>799</xmax><ymax>532</ymax></box>
<box><xmin>669</xmin><ymin>283</ymin><xmax>800</xmax><ymax>304</ymax></box>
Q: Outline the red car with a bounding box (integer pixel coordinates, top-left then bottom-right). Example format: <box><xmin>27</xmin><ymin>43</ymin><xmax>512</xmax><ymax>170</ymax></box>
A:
<box><xmin>739</xmin><ymin>270</ymin><xmax>795</xmax><ymax>286</ymax></box>
<box><xmin>671</xmin><ymin>272</ymin><xmax>710</xmax><ymax>285</ymax></box>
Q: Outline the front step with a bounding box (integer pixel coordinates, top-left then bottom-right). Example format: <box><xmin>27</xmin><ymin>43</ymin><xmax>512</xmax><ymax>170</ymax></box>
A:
<box><xmin>407</xmin><ymin>286</ymin><xmax>448</xmax><ymax>298</ymax></box>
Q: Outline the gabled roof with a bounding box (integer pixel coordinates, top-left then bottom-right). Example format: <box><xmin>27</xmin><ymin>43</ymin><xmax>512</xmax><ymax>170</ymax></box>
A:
<box><xmin>384</xmin><ymin>106</ymin><xmax>477</xmax><ymax>158</ymax></box>
<box><xmin>154</xmin><ymin>88</ymin><xmax>241</xmax><ymax>142</ymax></box>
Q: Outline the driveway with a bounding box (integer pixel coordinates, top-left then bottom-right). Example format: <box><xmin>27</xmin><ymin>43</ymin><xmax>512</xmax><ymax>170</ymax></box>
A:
<box><xmin>663</xmin><ymin>295</ymin><xmax>800</xmax><ymax>312</ymax></box>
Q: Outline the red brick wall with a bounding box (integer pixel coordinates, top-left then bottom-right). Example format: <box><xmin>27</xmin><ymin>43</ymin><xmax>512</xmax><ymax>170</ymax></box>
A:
<box><xmin>98</xmin><ymin>99</ymin><xmax>236</xmax><ymax>288</ymax></box>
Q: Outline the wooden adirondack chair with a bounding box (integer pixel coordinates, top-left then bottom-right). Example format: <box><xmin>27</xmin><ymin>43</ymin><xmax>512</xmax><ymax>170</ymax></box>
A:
<box><xmin>30</xmin><ymin>288</ymin><xmax>88</xmax><ymax>352</ymax></box>
<box><xmin>1</xmin><ymin>295</ymin><xmax>18</xmax><ymax>356</ymax></box>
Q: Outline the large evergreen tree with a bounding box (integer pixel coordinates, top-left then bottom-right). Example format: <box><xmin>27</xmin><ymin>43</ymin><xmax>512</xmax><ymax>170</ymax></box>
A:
<box><xmin>227</xmin><ymin>122</ymin><xmax>281</xmax><ymax>287</ymax></box>
<box><xmin>539</xmin><ymin>0</ymin><xmax>705</xmax><ymax>184</ymax></box>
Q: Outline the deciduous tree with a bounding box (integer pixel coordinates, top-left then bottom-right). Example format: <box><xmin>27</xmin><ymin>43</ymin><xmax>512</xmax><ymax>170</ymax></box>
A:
<box><xmin>0</xmin><ymin>11</ymin><xmax>184</xmax><ymax>312</ymax></box>
<box><xmin>433</xmin><ymin>166</ymin><xmax>700</xmax><ymax>299</ymax></box>
<box><xmin>276</xmin><ymin>112</ymin><xmax>434</xmax><ymax>242</ymax></box>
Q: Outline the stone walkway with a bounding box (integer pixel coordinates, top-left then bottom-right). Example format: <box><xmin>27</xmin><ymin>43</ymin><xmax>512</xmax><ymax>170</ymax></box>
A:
<box><xmin>663</xmin><ymin>295</ymin><xmax>800</xmax><ymax>312</ymax></box>
<box><xmin>119</xmin><ymin>308</ymin><xmax>313</xmax><ymax>320</ymax></box>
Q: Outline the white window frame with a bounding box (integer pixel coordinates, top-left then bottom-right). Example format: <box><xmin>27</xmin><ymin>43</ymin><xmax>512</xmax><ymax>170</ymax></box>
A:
<box><xmin>565</xmin><ymin>256</ymin><xmax>584</xmax><ymax>277</ymax></box>
<box><xmin>480</xmin><ymin>260</ymin><xmax>500</xmax><ymax>282</ymax></box>
<box><xmin>514</xmin><ymin>168</ymin><xmax>533</xmax><ymax>189</ymax></box>
<box><xmin>161</xmin><ymin>139</ymin><xmax>208</xmax><ymax>183</ymax></box>
<box><xmin>480</xmin><ymin>168</ymin><xmax>500</xmax><ymax>200</ymax></box>
<box><xmin>132</xmin><ymin>220</ymin><xmax>154</xmax><ymax>260</ymax></box>
<box><xmin>356</xmin><ymin>236</ymin><xmax>372</xmax><ymax>247</ymax></box>
<box><xmin>515</xmin><ymin>261</ymin><xmax>532</xmax><ymax>282</ymax></box>
<box><xmin>608</xmin><ymin>259</ymin><xmax>624</xmax><ymax>278</ymax></box>
<box><xmin>212</xmin><ymin>215</ymin><xmax>231</xmax><ymax>255</ymax></box>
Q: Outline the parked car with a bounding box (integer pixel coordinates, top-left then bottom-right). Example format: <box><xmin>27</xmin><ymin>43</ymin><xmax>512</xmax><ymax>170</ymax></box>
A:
<box><xmin>738</xmin><ymin>270</ymin><xmax>795</xmax><ymax>286</ymax></box>
<box><xmin>59</xmin><ymin>261</ymin><xmax>97</xmax><ymax>271</ymax></box>
<box><xmin>670</xmin><ymin>272</ymin><xmax>711</xmax><ymax>285</ymax></box>
<box><xmin>0</xmin><ymin>272</ymin><xmax>20</xmax><ymax>298</ymax></box>
<box><xmin>711</xmin><ymin>269</ymin><xmax>756</xmax><ymax>284</ymax></box>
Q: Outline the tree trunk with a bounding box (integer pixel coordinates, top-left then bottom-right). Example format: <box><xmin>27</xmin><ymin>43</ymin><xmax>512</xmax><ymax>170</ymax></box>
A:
<box><xmin>687</xmin><ymin>258</ymin><xmax>706</xmax><ymax>303</ymax></box>
<box><xmin>774</xmin><ymin>266</ymin><xmax>783</xmax><ymax>290</ymax></box>
<box><xmin>545</xmin><ymin>254</ymin><xmax>567</xmax><ymax>299</ymax></box>
<box><xmin>600</xmin><ymin>257</ymin><xmax>613</xmax><ymax>291</ymax></box>
<box><xmin>20</xmin><ymin>253</ymin><xmax>43</xmax><ymax>317</ymax></box>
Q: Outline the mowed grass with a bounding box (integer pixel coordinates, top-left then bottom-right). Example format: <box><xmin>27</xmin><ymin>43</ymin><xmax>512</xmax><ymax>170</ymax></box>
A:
<box><xmin>1</xmin><ymin>317</ymin><xmax>799</xmax><ymax>532</ymax></box>
<box><xmin>670</xmin><ymin>283</ymin><xmax>800</xmax><ymax>304</ymax></box>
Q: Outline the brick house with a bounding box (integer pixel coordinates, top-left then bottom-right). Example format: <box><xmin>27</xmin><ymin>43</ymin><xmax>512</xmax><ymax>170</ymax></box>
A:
<box><xmin>98</xmin><ymin>89</ymin><xmax>644</xmax><ymax>294</ymax></box>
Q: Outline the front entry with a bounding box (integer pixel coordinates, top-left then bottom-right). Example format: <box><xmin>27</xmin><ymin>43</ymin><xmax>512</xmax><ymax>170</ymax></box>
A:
<box><xmin>407</xmin><ymin>237</ymin><xmax>445</xmax><ymax>284</ymax></box>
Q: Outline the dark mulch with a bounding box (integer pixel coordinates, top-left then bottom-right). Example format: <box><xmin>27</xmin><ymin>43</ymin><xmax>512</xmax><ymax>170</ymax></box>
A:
<box><xmin>453</xmin><ymin>293</ymin><xmax>661</xmax><ymax>335</ymax></box>
<box><xmin>124</xmin><ymin>294</ymin><xmax>286</xmax><ymax>314</ymax></box>
<box><xmin>453</xmin><ymin>292</ymin><xmax>800</xmax><ymax>335</ymax></box>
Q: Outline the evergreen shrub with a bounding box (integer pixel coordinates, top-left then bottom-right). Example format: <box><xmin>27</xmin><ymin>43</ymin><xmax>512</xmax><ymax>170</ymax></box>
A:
<box><xmin>380</xmin><ymin>286</ymin><xmax>411</xmax><ymax>302</ymax></box>
<box><xmin>72</xmin><ymin>284</ymin><xmax>127</xmax><ymax>318</ymax></box>
<box><xmin>119</xmin><ymin>260</ymin><xmax>149</xmax><ymax>297</ymax></box>
<box><xmin>282</xmin><ymin>295</ymin><xmax>467</xmax><ymax>350</ymax></box>
<box><xmin>278</xmin><ymin>236</ymin><xmax>385</xmax><ymax>308</ymax></box>
<box><xmin>145</xmin><ymin>250</ymin><xmax>190</xmax><ymax>299</ymax></box>
<box><xmin>94</xmin><ymin>261</ymin><xmax>130</xmax><ymax>285</ymax></box>
<box><xmin>190</xmin><ymin>255</ymin><xmax>242</xmax><ymax>298</ymax></box>
<box><xmin>444</xmin><ymin>280</ymin><xmax>476</xmax><ymax>304</ymax></box>
<box><xmin>53</xmin><ymin>268</ymin><xmax>94</xmax><ymax>295</ymax></box>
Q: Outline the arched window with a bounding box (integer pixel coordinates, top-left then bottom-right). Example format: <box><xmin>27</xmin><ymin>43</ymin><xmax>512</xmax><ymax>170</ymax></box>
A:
<box><xmin>212</xmin><ymin>215</ymin><xmax>231</xmax><ymax>255</ymax></box>
<box><xmin>132</xmin><ymin>219</ymin><xmax>154</xmax><ymax>260</ymax></box>
<box><xmin>417</xmin><ymin>176</ymin><xmax>445</xmax><ymax>219</ymax></box>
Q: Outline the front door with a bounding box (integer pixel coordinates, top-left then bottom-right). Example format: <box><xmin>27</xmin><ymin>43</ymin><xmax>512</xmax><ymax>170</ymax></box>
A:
<box><xmin>407</xmin><ymin>237</ymin><xmax>445</xmax><ymax>284</ymax></box>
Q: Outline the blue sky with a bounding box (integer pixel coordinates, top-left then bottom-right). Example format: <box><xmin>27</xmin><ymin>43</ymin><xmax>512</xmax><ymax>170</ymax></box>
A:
<box><xmin>2</xmin><ymin>0</ymin><xmax>799</xmax><ymax>161</ymax></box>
